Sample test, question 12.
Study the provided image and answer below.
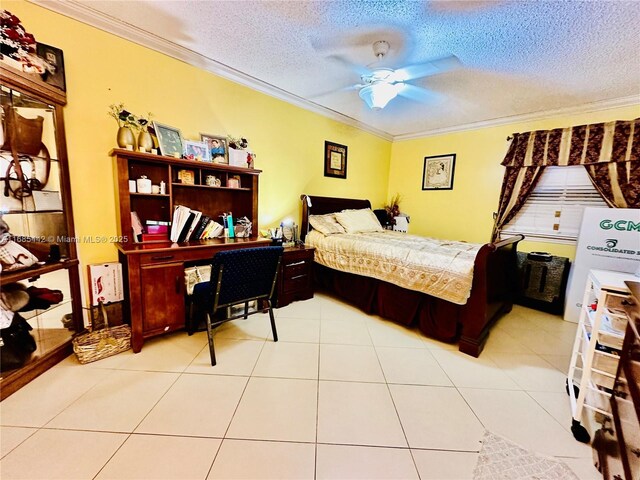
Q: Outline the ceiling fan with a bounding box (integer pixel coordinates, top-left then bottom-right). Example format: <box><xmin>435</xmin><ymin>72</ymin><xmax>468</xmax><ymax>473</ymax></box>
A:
<box><xmin>329</xmin><ymin>40</ymin><xmax>461</xmax><ymax>110</ymax></box>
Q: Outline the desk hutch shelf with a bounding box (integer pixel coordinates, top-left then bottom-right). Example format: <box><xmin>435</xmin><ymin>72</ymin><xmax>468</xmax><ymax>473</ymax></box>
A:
<box><xmin>111</xmin><ymin>149</ymin><xmax>268</xmax><ymax>352</ymax></box>
<box><xmin>111</xmin><ymin>149</ymin><xmax>261</xmax><ymax>242</ymax></box>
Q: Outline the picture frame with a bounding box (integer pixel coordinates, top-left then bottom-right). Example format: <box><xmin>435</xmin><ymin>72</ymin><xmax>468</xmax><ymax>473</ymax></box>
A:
<box><xmin>422</xmin><ymin>153</ymin><xmax>456</xmax><ymax>190</ymax></box>
<box><xmin>200</xmin><ymin>133</ymin><xmax>228</xmax><ymax>164</ymax></box>
<box><xmin>153</xmin><ymin>121</ymin><xmax>184</xmax><ymax>158</ymax></box>
<box><xmin>36</xmin><ymin>43</ymin><xmax>66</xmax><ymax>92</ymax></box>
<box><xmin>177</xmin><ymin>169</ymin><xmax>195</xmax><ymax>185</ymax></box>
<box><xmin>324</xmin><ymin>141</ymin><xmax>348</xmax><ymax>179</ymax></box>
<box><xmin>183</xmin><ymin>140</ymin><xmax>211</xmax><ymax>162</ymax></box>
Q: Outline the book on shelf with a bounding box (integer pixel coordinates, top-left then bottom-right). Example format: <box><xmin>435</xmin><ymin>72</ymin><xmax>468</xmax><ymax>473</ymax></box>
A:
<box><xmin>190</xmin><ymin>215</ymin><xmax>211</xmax><ymax>241</ymax></box>
<box><xmin>201</xmin><ymin>220</ymin><xmax>224</xmax><ymax>239</ymax></box>
<box><xmin>141</xmin><ymin>233</ymin><xmax>169</xmax><ymax>242</ymax></box>
<box><xmin>183</xmin><ymin>210</ymin><xmax>202</xmax><ymax>242</ymax></box>
<box><xmin>176</xmin><ymin>211</ymin><xmax>197</xmax><ymax>243</ymax></box>
<box><xmin>131</xmin><ymin>212</ymin><xmax>144</xmax><ymax>242</ymax></box>
<box><xmin>170</xmin><ymin>205</ymin><xmax>192</xmax><ymax>242</ymax></box>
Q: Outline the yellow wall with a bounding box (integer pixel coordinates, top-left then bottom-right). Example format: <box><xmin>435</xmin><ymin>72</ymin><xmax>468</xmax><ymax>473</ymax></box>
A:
<box><xmin>7</xmin><ymin>1</ymin><xmax>391</xmax><ymax>290</ymax></box>
<box><xmin>388</xmin><ymin>104</ymin><xmax>640</xmax><ymax>259</ymax></box>
<box><xmin>6</xmin><ymin>0</ymin><xmax>639</xmax><ymax>302</ymax></box>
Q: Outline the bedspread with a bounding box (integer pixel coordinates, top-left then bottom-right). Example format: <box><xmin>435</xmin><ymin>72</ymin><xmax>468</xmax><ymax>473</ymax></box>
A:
<box><xmin>306</xmin><ymin>230</ymin><xmax>483</xmax><ymax>305</ymax></box>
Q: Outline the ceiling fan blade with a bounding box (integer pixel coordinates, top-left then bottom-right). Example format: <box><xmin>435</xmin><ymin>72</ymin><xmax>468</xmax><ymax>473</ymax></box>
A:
<box><xmin>396</xmin><ymin>83</ymin><xmax>442</xmax><ymax>104</ymax></box>
<box><xmin>308</xmin><ymin>84</ymin><xmax>361</xmax><ymax>100</ymax></box>
<box><xmin>326</xmin><ymin>54</ymin><xmax>372</xmax><ymax>77</ymax></box>
<box><xmin>392</xmin><ymin>55</ymin><xmax>462</xmax><ymax>82</ymax></box>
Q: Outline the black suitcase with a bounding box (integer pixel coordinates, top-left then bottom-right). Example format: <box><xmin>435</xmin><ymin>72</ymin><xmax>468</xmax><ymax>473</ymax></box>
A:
<box><xmin>516</xmin><ymin>252</ymin><xmax>571</xmax><ymax>314</ymax></box>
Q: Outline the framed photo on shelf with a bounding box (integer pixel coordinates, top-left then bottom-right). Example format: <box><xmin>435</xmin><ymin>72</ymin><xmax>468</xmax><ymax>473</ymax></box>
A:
<box><xmin>422</xmin><ymin>153</ymin><xmax>456</xmax><ymax>190</ymax></box>
<box><xmin>153</xmin><ymin>121</ymin><xmax>183</xmax><ymax>158</ymax></box>
<box><xmin>200</xmin><ymin>133</ymin><xmax>228</xmax><ymax>164</ymax></box>
<box><xmin>324</xmin><ymin>141</ymin><xmax>348</xmax><ymax>179</ymax></box>
<box><xmin>177</xmin><ymin>169</ymin><xmax>195</xmax><ymax>185</ymax></box>
<box><xmin>36</xmin><ymin>43</ymin><xmax>66</xmax><ymax>92</ymax></box>
<box><xmin>183</xmin><ymin>140</ymin><xmax>210</xmax><ymax>162</ymax></box>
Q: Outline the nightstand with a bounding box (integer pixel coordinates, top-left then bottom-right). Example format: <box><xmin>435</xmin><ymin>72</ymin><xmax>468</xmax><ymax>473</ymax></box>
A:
<box><xmin>275</xmin><ymin>246</ymin><xmax>315</xmax><ymax>308</ymax></box>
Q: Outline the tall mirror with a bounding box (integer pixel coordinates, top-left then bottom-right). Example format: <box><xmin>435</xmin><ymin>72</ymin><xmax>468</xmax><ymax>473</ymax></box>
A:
<box><xmin>1</xmin><ymin>67</ymin><xmax>82</xmax><ymax>399</ymax></box>
<box><xmin>1</xmin><ymin>83</ymin><xmax>69</xmax><ymax>256</ymax></box>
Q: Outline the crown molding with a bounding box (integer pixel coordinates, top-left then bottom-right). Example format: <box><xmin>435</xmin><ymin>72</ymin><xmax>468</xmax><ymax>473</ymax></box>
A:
<box><xmin>394</xmin><ymin>95</ymin><xmax>640</xmax><ymax>141</ymax></box>
<box><xmin>29</xmin><ymin>0</ymin><xmax>394</xmax><ymax>141</ymax></box>
<box><xmin>26</xmin><ymin>1</ymin><xmax>640</xmax><ymax>144</ymax></box>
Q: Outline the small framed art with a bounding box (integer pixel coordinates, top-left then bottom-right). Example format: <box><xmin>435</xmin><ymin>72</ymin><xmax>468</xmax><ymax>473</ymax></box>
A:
<box><xmin>153</xmin><ymin>121</ymin><xmax>183</xmax><ymax>158</ymax></box>
<box><xmin>422</xmin><ymin>153</ymin><xmax>456</xmax><ymax>190</ymax></box>
<box><xmin>200</xmin><ymin>133</ymin><xmax>228</xmax><ymax>164</ymax></box>
<box><xmin>36</xmin><ymin>43</ymin><xmax>66</xmax><ymax>91</ymax></box>
<box><xmin>183</xmin><ymin>140</ymin><xmax>210</xmax><ymax>162</ymax></box>
<box><xmin>324</xmin><ymin>141</ymin><xmax>348</xmax><ymax>179</ymax></box>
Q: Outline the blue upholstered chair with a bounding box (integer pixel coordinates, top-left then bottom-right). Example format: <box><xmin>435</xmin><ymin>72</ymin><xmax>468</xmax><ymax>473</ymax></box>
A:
<box><xmin>192</xmin><ymin>246</ymin><xmax>283</xmax><ymax>366</ymax></box>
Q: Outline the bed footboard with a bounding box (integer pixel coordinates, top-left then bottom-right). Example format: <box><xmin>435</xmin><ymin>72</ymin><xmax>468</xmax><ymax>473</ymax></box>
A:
<box><xmin>458</xmin><ymin>234</ymin><xmax>524</xmax><ymax>357</ymax></box>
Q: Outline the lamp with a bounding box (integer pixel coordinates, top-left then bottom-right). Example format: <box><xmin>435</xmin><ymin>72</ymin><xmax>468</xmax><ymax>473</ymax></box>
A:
<box><xmin>359</xmin><ymin>82</ymin><xmax>400</xmax><ymax>110</ymax></box>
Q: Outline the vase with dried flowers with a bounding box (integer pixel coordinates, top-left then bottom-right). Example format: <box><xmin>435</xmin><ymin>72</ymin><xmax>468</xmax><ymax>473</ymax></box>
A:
<box><xmin>108</xmin><ymin>103</ymin><xmax>137</xmax><ymax>149</ymax></box>
<box><xmin>383</xmin><ymin>193</ymin><xmax>402</xmax><ymax>225</ymax></box>
<box><xmin>136</xmin><ymin>113</ymin><xmax>154</xmax><ymax>152</ymax></box>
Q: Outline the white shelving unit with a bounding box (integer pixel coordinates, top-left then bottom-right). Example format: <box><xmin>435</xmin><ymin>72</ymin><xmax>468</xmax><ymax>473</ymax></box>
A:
<box><xmin>567</xmin><ymin>269</ymin><xmax>635</xmax><ymax>443</ymax></box>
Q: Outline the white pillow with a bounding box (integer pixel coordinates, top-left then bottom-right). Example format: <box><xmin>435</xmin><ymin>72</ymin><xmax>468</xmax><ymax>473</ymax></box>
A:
<box><xmin>334</xmin><ymin>208</ymin><xmax>383</xmax><ymax>234</ymax></box>
<box><xmin>309</xmin><ymin>214</ymin><xmax>346</xmax><ymax>235</ymax></box>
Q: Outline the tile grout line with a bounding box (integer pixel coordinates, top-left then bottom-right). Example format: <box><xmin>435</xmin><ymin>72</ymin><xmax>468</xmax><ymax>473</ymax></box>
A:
<box><xmin>204</xmin><ymin>331</ymin><xmax>268</xmax><ymax>479</ymax></box>
<box><xmin>370</xmin><ymin>335</ymin><xmax>423</xmax><ymax>480</ymax></box>
<box><xmin>87</xmin><ymin>360</ymin><xmax>189</xmax><ymax>478</ymax></box>
<box><xmin>314</xmin><ymin>306</ymin><xmax>322</xmax><ymax>480</ymax></box>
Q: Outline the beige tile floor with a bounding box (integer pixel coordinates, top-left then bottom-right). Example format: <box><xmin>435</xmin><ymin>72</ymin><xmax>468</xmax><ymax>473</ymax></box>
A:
<box><xmin>0</xmin><ymin>294</ymin><xmax>600</xmax><ymax>479</ymax></box>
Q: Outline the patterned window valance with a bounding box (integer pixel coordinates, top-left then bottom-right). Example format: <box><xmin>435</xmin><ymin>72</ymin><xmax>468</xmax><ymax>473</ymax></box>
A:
<box><xmin>502</xmin><ymin>118</ymin><xmax>639</xmax><ymax>168</ymax></box>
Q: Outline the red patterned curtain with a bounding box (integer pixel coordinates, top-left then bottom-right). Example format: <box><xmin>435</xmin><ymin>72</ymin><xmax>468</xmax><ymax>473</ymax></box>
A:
<box><xmin>493</xmin><ymin>117</ymin><xmax>639</xmax><ymax>241</ymax></box>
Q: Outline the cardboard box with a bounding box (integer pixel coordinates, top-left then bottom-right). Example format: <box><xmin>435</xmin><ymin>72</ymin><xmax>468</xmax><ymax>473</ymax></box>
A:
<box><xmin>229</xmin><ymin>148</ymin><xmax>250</xmax><ymax>167</ymax></box>
<box><xmin>88</xmin><ymin>262</ymin><xmax>124</xmax><ymax>306</ymax></box>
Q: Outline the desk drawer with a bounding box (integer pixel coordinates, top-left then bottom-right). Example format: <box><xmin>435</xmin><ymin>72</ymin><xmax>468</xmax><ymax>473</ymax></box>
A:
<box><xmin>283</xmin><ymin>259</ymin><xmax>311</xmax><ymax>279</ymax></box>
<box><xmin>284</xmin><ymin>273</ymin><xmax>310</xmax><ymax>293</ymax></box>
<box><xmin>140</xmin><ymin>253</ymin><xmax>181</xmax><ymax>265</ymax></box>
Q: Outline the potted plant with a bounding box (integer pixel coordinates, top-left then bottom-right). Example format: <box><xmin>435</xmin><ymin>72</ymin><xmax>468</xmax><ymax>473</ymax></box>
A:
<box><xmin>108</xmin><ymin>103</ymin><xmax>138</xmax><ymax>149</ymax></box>
<box><xmin>136</xmin><ymin>112</ymin><xmax>154</xmax><ymax>152</ymax></box>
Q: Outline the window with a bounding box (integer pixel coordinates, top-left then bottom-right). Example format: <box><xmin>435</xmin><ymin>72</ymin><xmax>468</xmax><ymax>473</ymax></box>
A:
<box><xmin>501</xmin><ymin>165</ymin><xmax>608</xmax><ymax>243</ymax></box>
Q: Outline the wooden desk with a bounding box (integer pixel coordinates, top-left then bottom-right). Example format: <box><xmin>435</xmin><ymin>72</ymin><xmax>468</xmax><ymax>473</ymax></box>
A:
<box><xmin>117</xmin><ymin>237</ymin><xmax>270</xmax><ymax>352</ymax></box>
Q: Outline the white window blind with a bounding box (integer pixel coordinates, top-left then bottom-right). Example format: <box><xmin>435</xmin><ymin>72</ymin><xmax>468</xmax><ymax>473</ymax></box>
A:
<box><xmin>501</xmin><ymin>165</ymin><xmax>608</xmax><ymax>243</ymax></box>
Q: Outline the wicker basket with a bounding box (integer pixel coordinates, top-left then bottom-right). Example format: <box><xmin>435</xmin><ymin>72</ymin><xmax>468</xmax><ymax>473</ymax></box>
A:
<box><xmin>73</xmin><ymin>303</ymin><xmax>131</xmax><ymax>364</ymax></box>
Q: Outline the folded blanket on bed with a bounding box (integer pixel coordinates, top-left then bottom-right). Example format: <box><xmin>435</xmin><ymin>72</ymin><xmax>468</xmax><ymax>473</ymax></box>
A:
<box><xmin>306</xmin><ymin>230</ymin><xmax>483</xmax><ymax>305</ymax></box>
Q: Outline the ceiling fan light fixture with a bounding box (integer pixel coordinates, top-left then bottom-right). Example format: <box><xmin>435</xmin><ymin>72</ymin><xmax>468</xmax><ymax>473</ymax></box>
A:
<box><xmin>359</xmin><ymin>82</ymin><xmax>400</xmax><ymax>110</ymax></box>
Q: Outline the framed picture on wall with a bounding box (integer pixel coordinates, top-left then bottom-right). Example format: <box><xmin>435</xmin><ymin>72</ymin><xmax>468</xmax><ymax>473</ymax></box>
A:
<box><xmin>36</xmin><ymin>43</ymin><xmax>66</xmax><ymax>92</ymax></box>
<box><xmin>422</xmin><ymin>153</ymin><xmax>456</xmax><ymax>190</ymax></box>
<box><xmin>324</xmin><ymin>141</ymin><xmax>348</xmax><ymax>179</ymax></box>
<box><xmin>153</xmin><ymin>121</ymin><xmax>184</xmax><ymax>157</ymax></box>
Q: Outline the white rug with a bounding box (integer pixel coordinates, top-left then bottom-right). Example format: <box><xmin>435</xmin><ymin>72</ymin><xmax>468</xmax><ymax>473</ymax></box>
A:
<box><xmin>473</xmin><ymin>431</ymin><xmax>580</xmax><ymax>480</ymax></box>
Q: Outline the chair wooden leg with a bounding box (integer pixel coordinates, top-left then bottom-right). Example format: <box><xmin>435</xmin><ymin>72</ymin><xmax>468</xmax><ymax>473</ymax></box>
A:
<box><xmin>205</xmin><ymin>312</ymin><xmax>217</xmax><ymax>366</ymax></box>
<box><xmin>267</xmin><ymin>300</ymin><xmax>278</xmax><ymax>342</ymax></box>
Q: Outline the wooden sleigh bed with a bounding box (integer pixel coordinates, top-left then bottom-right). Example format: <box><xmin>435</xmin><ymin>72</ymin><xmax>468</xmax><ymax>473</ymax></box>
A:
<box><xmin>300</xmin><ymin>194</ymin><xmax>524</xmax><ymax>357</ymax></box>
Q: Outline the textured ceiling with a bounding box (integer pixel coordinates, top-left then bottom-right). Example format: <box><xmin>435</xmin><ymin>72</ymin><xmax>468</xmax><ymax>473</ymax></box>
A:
<box><xmin>45</xmin><ymin>0</ymin><xmax>640</xmax><ymax>138</ymax></box>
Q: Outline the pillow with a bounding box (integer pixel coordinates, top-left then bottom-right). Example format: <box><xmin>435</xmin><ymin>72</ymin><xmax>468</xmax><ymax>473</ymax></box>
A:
<box><xmin>309</xmin><ymin>214</ymin><xmax>346</xmax><ymax>235</ymax></box>
<box><xmin>334</xmin><ymin>208</ymin><xmax>384</xmax><ymax>234</ymax></box>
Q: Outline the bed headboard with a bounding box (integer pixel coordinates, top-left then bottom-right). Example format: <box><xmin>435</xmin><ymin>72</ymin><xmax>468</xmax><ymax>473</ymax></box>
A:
<box><xmin>300</xmin><ymin>194</ymin><xmax>371</xmax><ymax>241</ymax></box>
